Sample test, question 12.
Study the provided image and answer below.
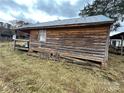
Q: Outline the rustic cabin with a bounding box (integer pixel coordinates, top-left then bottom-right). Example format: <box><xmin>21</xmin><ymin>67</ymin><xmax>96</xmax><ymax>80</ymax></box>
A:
<box><xmin>15</xmin><ymin>15</ymin><xmax>114</xmax><ymax>67</ymax></box>
<box><xmin>110</xmin><ymin>32</ymin><xmax>124</xmax><ymax>55</ymax></box>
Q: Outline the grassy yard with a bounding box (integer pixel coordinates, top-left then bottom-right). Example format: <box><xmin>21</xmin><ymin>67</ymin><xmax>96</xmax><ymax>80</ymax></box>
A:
<box><xmin>0</xmin><ymin>42</ymin><xmax>124</xmax><ymax>93</ymax></box>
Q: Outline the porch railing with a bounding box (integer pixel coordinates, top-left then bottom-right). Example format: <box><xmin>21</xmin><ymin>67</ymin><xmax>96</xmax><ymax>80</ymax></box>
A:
<box><xmin>13</xmin><ymin>39</ymin><xmax>29</xmax><ymax>51</ymax></box>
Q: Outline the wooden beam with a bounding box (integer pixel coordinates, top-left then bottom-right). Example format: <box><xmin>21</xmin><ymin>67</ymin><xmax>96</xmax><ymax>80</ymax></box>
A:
<box><xmin>13</xmin><ymin>40</ymin><xmax>16</xmax><ymax>50</ymax></box>
<box><xmin>15</xmin><ymin>47</ymin><xmax>29</xmax><ymax>51</ymax></box>
<box><xmin>13</xmin><ymin>30</ymin><xmax>17</xmax><ymax>50</ymax></box>
<box><xmin>103</xmin><ymin>26</ymin><xmax>111</xmax><ymax>68</ymax></box>
<box><xmin>14</xmin><ymin>39</ymin><xmax>29</xmax><ymax>42</ymax></box>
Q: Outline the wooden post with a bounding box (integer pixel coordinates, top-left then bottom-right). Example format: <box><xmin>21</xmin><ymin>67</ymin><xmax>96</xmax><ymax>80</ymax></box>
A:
<box><xmin>13</xmin><ymin>30</ymin><xmax>17</xmax><ymax>50</ymax></box>
<box><xmin>13</xmin><ymin>40</ymin><xmax>16</xmax><ymax>50</ymax></box>
<box><xmin>121</xmin><ymin>35</ymin><xmax>124</xmax><ymax>56</ymax></box>
<box><xmin>103</xmin><ymin>26</ymin><xmax>112</xmax><ymax>68</ymax></box>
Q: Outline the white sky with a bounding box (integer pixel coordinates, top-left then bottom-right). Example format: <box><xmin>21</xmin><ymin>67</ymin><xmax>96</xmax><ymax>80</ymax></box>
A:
<box><xmin>0</xmin><ymin>0</ymin><xmax>123</xmax><ymax>35</ymax></box>
<box><xmin>0</xmin><ymin>0</ymin><xmax>82</xmax><ymax>22</ymax></box>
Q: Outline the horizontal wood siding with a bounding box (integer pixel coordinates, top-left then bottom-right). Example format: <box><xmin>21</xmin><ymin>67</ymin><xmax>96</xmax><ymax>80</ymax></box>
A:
<box><xmin>29</xmin><ymin>25</ymin><xmax>110</xmax><ymax>63</ymax></box>
<box><xmin>47</xmin><ymin>26</ymin><xmax>107</xmax><ymax>48</ymax></box>
<box><xmin>29</xmin><ymin>30</ymin><xmax>39</xmax><ymax>48</ymax></box>
<box><xmin>30</xmin><ymin>30</ymin><xmax>39</xmax><ymax>41</ymax></box>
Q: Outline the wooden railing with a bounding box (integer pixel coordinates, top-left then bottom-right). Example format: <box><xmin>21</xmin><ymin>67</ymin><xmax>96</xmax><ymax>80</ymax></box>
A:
<box><xmin>13</xmin><ymin>39</ymin><xmax>29</xmax><ymax>51</ymax></box>
<box><xmin>109</xmin><ymin>46</ymin><xmax>124</xmax><ymax>55</ymax></box>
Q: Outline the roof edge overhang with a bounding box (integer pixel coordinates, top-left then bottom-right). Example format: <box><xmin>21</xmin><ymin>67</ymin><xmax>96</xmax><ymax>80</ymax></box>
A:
<box><xmin>110</xmin><ymin>32</ymin><xmax>124</xmax><ymax>39</ymax></box>
<box><xmin>15</xmin><ymin>21</ymin><xmax>114</xmax><ymax>31</ymax></box>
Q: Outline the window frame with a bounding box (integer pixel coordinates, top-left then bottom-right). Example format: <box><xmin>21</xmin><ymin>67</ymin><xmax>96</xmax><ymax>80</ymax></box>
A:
<box><xmin>39</xmin><ymin>30</ymin><xmax>46</xmax><ymax>43</ymax></box>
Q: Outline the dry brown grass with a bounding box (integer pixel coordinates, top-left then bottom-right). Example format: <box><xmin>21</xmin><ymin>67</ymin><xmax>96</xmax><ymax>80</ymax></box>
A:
<box><xmin>0</xmin><ymin>42</ymin><xmax>124</xmax><ymax>93</ymax></box>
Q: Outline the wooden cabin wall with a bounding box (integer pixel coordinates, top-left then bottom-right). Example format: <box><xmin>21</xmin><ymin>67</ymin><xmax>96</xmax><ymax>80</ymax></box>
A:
<box><xmin>30</xmin><ymin>30</ymin><xmax>39</xmax><ymax>41</ymax></box>
<box><xmin>46</xmin><ymin>25</ymin><xmax>110</xmax><ymax>63</ymax></box>
<box><xmin>29</xmin><ymin>30</ymin><xmax>39</xmax><ymax>49</ymax></box>
<box><xmin>47</xmin><ymin>26</ymin><xmax>108</xmax><ymax>48</ymax></box>
<box><xmin>29</xmin><ymin>25</ymin><xmax>110</xmax><ymax>63</ymax></box>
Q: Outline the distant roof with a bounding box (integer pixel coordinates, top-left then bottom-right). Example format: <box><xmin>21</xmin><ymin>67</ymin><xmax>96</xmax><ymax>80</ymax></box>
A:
<box><xmin>110</xmin><ymin>31</ymin><xmax>124</xmax><ymax>39</ymax></box>
<box><xmin>17</xmin><ymin>15</ymin><xmax>114</xmax><ymax>30</ymax></box>
<box><xmin>110</xmin><ymin>27</ymin><xmax>124</xmax><ymax>36</ymax></box>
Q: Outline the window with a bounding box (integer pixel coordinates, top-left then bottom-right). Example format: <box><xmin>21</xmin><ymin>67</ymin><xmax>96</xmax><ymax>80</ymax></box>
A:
<box><xmin>112</xmin><ymin>41</ymin><xmax>116</xmax><ymax>47</ymax></box>
<box><xmin>39</xmin><ymin>30</ymin><xmax>46</xmax><ymax>42</ymax></box>
<box><xmin>12</xmin><ymin>34</ymin><xmax>16</xmax><ymax>40</ymax></box>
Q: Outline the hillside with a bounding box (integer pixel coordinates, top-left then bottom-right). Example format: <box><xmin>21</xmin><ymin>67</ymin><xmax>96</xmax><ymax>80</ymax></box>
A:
<box><xmin>0</xmin><ymin>42</ymin><xmax>124</xmax><ymax>93</ymax></box>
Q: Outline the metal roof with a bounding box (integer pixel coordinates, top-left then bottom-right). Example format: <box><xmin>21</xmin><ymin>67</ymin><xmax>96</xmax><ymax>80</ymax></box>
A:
<box><xmin>110</xmin><ymin>27</ymin><xmax>124</xmax><ymax>36</ymax></box>
<box><xmin>110</xmin><ymin>32</ymin><xmax>124</xmax><ymax>39</ymax></box>
<box><xmin>17</xmin><ymin>15</ymin><xmax>114</xmax><ymax>30</ymax></box>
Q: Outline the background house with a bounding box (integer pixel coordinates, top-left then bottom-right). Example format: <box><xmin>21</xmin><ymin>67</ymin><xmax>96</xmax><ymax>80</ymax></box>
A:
<box><xmin>110</xmin><ymin>31</ymin><xmax>124</xmax><ymax>55</ymax></box>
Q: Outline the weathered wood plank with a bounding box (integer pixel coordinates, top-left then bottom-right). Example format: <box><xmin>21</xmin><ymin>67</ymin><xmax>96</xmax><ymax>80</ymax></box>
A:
<box><xmin>31</xmin><ymin>47</ymin><xmax>104</xmax><ymax>62</ymax></box>
<box><xmin>14</xmin><ymin>39</ymin><xmax>29</xmax><ymax>42</ymax></box>
<box><xmin>15</xmin><ymin>47</ymin><xmax>29</xmax><ymax>51</ymax></box>
<box><xmin>30</xmin><ymin>42</ymin><xmax>106</xmax><ymax>51</ymax></box>
<box><xmin>31</xmin><ymin>47</ymin><xmax>105</xmax><ymax>58</ymax></box>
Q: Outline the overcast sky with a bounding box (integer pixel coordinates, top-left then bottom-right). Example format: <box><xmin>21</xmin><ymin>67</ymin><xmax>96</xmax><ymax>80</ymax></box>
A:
<box><xmin>0</xmin><ymin>0</ymin><xmax>92</xmax><ymax>23</ymax></box>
